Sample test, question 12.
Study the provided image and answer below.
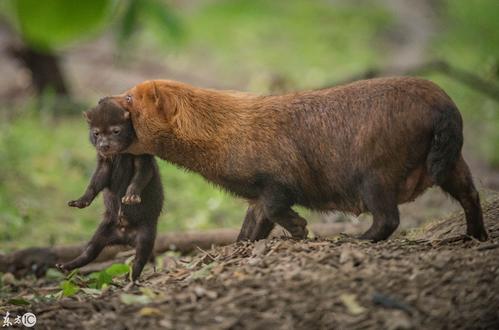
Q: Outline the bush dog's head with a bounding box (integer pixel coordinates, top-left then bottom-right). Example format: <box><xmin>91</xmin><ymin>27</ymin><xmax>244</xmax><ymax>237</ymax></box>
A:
<box><xmin>83</xmin><ymin>98</ymin><xmax>136</xmax><ymax>157</ymax></box>
<box><xmin>94</xmin><ymin>80</ymin><xmax>188</xmax><ymax>155</ymax></box>
<box><xmin>122</xmin><ymin>80</ymin><xmax>178</xmax><ymax>126</ymax></box>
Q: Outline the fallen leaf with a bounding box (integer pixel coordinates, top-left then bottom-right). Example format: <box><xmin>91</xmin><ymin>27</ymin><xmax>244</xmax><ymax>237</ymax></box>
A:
<box><xmin>81</xmin><ymin>288</ymin><xmax>102</xmax><ymax>297</ymax></box>
<box><xmin>189</xmin><ymin>262</ymin><xmax>216</xmax><ymax>280</ymax></box>
<box><xmin>385</xmin><ymin>310</ymin><xmax>412</xmax><ymax>330</ymax></box>
<box><xmin>340</xmin><ymin>293</ymin><xmax>366</xmax><ymax>315</ymax></box>
<box><xmin>120</xmin><ymin>293</ymin><xmax>152</xmax><ymax>305</ymax></box>
<box><xmin>252</xmin><ymin>240</ymin><xmax>268</xmax><ymax>256</ymax></box>
<box><xmin>2</xmin><ymin>273</ymin><xmax>16</xmax><ymax>285</ymax></box>
<box><xmin>138</xmin><ymin>307</ymin><xmax>162</xmax><ymax>317</ymax></box>
<box><xmin>60</xmin><ymin>280</ymin><xmax>79</xmax><ymax>297</ymax></box>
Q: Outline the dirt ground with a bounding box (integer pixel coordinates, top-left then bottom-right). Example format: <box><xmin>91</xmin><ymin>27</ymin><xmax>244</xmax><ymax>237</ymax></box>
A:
<box><xmin>1</xmin><ymin>196</ymin><xmax>497</xmax><ymax>330</ymax></box>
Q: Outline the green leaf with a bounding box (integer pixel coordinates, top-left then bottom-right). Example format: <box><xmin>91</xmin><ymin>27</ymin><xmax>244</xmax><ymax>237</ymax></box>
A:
<box><xmin>89</xmin><ymin>270</ymin><xmax>113</xmax><ymax>289</ymax></box>
<box><xmin>12</xmin><ymin>0</ymin><xmax>113</xmax><ymax>50</ymax></box>
<box><xmin>60</xmin><ymin>280</ymin><xmax>79</xmax><ymax>297</ymax></box>
<box><xmin>105</xmin><ymin>263</ymin><xmax>130</xmax><ymax>277</ymax></box>
<box><xmin>8</xmin><ymin>298</ymin><xmax>31</xmax><ymax>306</ymax></box>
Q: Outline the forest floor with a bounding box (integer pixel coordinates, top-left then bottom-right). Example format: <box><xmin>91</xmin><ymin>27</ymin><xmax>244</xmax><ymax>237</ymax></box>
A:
<box><xmin>2</xmin><ymin>196</ymin><xmax>498</xmax><ymax>330</ymax></box>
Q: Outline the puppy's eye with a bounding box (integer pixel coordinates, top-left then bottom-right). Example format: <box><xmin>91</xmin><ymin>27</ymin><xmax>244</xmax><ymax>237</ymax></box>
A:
<box><xmin>93</xmin><ymin>130</ymin><xmax>100</xmax><ymax>137</ymax></box>
<box><xmin>125</xmin><ymin>95</ymin><xmax>132</xmax><ymax>104</ymax></box>
<box><xmin>112</xmin><ymin>128</ymin><xmax>121</xmax><ymax>135</ymax></box>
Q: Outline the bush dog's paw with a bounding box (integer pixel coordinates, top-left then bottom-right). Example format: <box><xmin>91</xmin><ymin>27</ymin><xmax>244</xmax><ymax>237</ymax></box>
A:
<box><xmin>122</xmin><ymin>194</ymin><xmax>141</xmax><ymax>205</ymax></box>
<box><xmin>68</xmin><ymin>199</ymin><xmax>90</xmax><ymax>208</ymax></box>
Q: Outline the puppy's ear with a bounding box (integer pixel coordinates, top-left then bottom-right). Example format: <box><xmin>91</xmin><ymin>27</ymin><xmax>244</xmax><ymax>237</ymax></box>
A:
<box><xmin>82</xmin><ymin>111</ymin><xmax>91</xmax><ymax>123</ymax></box>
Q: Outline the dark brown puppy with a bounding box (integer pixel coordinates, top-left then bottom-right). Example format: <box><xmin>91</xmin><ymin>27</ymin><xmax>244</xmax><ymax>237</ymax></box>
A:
<box><xmin>58</xmin><ymin>100</ymin><xmax>164</xmax><ymax>281</ymax></box>
<box><xmin>104</xmin><ymin>77</ymin><xmax>487</xmax><ymax>242</ymax></box>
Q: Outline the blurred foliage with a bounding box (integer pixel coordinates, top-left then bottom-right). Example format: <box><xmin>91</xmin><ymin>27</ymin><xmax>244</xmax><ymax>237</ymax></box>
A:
<box><xmin>117</xmin><ymin>0</ymin><xmax>183</xmax><ymax>47</ymax></box>
<box><xmin>430</xmin><ymin>0</ymin><xmax>499</xmax><ymax>166</ymax></box>
<box><xmin>180</xmin><ymin>0</ymin><xmax>391</xmax><ymax>90</ymax></box>
<box><xmin>0</xmin><ymin>0</ymin><xmax>498</xmax><ymax>251</ymax></box>
<box><xmin>4</xmin><ymin>0</ymin><xmax>113</xmax><ymax>50</ymax></box>
<box><xmin>1</xmin><ymin>0</ymin><xmax>182</xmax><ymax>51</ymax></box>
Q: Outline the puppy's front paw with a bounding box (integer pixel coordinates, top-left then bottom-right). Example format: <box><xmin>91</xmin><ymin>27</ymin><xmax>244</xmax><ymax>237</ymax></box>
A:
<box><xmin>55</xmin><ymin>263</ymin><xmax>69</xmax><ymax>273</ymax></box>
<box><xmin>122</xmin><ymin>194</ymin><xmax>141</xmax><ymax>205</ymax></box>
<box><xmin>68</xmin><ymin>199</ymin><xmax>90</xmax><ymax>208</ymax></box>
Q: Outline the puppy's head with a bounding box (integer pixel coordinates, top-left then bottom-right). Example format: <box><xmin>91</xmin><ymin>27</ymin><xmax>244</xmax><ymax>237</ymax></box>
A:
<box><xmin>83</xmin><ymin>99</ymin><xmax>135</xmax><ymax>157</ymax></box>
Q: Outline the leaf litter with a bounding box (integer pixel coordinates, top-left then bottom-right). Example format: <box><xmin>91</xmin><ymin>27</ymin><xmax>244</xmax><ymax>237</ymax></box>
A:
<box><xmin>1</xmin><ymin>197</ymin><xmax>499</xmax><ymax>329</ymax></box>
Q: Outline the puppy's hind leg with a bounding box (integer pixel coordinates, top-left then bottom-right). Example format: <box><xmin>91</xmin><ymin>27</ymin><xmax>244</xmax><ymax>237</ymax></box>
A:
<box><xmin>57</xmin><ymin>213</ymin><xmax>124</xmax><ymax>272</ymax></box>
<box><xmin>131</xmin><ymin>223</ymin><xmax>157</xmax><ymax>282</ymax></box>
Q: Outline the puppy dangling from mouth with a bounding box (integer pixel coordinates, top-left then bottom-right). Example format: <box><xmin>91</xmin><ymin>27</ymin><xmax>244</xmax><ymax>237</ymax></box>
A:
<box><xmin>58</xmin><ymin>99</ymin><xmax>164</xmax><ymax>283</ymax></box>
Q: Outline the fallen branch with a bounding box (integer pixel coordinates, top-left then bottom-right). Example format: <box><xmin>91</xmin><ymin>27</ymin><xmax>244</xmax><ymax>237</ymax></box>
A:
<box><xmin>330</xmin><ymin>59</ymin><xmax>499</xmax><ymax>103</ymax></box>
<box><xmin>0</xmin><ymin>222</ymin><xmax>368</xmax><ymax>276</ymax></box>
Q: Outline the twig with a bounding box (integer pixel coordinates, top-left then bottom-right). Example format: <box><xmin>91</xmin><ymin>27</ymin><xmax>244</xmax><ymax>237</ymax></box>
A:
<box><xmin>329</xmin><ymin>59</ymin><xmax>499</xmax><ymax>102</ymax></box>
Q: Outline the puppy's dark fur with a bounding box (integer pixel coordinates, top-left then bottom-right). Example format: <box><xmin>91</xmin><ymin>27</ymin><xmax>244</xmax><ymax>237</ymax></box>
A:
<box><xmin>104</xmin><ymin>77</ymin><xmax>487</xmax><ymax>242</ymax></box>
<box><xmin>58</xmin><ymin>100</ymin><xmax>163</xmax><ymax>281</ymax></box>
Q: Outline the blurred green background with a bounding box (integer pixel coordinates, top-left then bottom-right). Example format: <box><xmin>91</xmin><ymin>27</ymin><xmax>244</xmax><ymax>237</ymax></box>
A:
<box><xmin>0</xmin><ymin>0</ymin><xmax>498</xmax><ymax>251</ymax></box>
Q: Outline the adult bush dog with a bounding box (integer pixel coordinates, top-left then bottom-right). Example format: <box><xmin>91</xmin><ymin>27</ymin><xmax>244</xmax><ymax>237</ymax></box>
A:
<box><xmin>99</xmin><ymin>77</ymin><xmax>488</xmax><ymax>242</ymax></box>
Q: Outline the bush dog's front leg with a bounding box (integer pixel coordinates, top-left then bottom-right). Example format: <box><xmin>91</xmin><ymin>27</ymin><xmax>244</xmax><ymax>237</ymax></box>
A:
<box><xmin>68</xmin><ymin>156</ymin><xmax>112</xmax><ymax>208</ymax></box>
<box><xmin>122</xmin><ymin>155</ymin><xmax>155</xmax><ymax>205</ymax></box>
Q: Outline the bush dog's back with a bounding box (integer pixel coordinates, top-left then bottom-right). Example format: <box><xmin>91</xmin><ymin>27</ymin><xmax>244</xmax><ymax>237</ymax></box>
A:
<box><xmin>106</xmin><ymin>76</ymin><xmax>487</xmax><ymax>242</ymax></box>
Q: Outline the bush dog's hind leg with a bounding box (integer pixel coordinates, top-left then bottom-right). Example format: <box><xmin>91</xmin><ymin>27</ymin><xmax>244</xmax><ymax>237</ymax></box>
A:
<box><xmin>237</xmin><ymin>202</ymin><xmax>275</xmax><ymax>241</ymax></box>
<box><xmin>236</xmin><ymin>205</ymin><xmax>256</xmax><ymax>241</ymax></box>
<box><xmin>440</xmin><ymin>157</ymin><xmax>488</xmax><ymax>241</ymax></box>
<box><xmin>261</xmin><ymin>187</ymin><xmax>308</xmax><ymax>239</ymax></box>
<box><xmin>131</xmin><ymin>223</ymin><xmax>157</xmax><ymax>281</ymax></box>
<box><xmin>250</xmin><ymin>216</ymin><xmax>275</xmax><ymax>240</ymax></box>
<box><xmin>360</xmin><ymin>179</ymin><xmax>400</xmax><ymax>242</ymax></box>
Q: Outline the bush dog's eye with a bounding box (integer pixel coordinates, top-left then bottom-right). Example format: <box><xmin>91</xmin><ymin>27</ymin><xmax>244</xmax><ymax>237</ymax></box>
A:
<box><xmin>93</xmin><ymin>130</ymin><xmax>100</xmax><ymax>137</ymax></box>
<box><xmin>125</xmin><ymin>95</ymin><xmax>132</xmax><ymax>104</ymax></box>
<box><xmin>112</xmin><ymin>128</ymin><xmax>121</xmax><ymax>135</ymax></box>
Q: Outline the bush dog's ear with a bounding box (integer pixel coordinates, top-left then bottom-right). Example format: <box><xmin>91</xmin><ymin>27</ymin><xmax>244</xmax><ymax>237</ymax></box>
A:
<box><xmin>149</xmin><ymin>81</ymin><xmax>177</xmax><ymax>121</ymax></box>
<box><xmin>152</xmin><ymin>82</ymin><xmax>161</xmax><ymax>108</ymax></box>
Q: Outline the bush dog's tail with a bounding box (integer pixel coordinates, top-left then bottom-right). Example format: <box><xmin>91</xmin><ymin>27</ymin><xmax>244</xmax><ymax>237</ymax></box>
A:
<box><xmin>427</xmin><ymin>104</ymin><xmax>464</xmax><ymax>185</ymax></box>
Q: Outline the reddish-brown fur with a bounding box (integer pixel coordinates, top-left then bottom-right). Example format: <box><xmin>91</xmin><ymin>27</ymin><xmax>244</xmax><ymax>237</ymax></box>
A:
<box><xmin>105</xmin><ymin>76</ymin><xmax>488</xmax><ymax>242</ymax></box>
